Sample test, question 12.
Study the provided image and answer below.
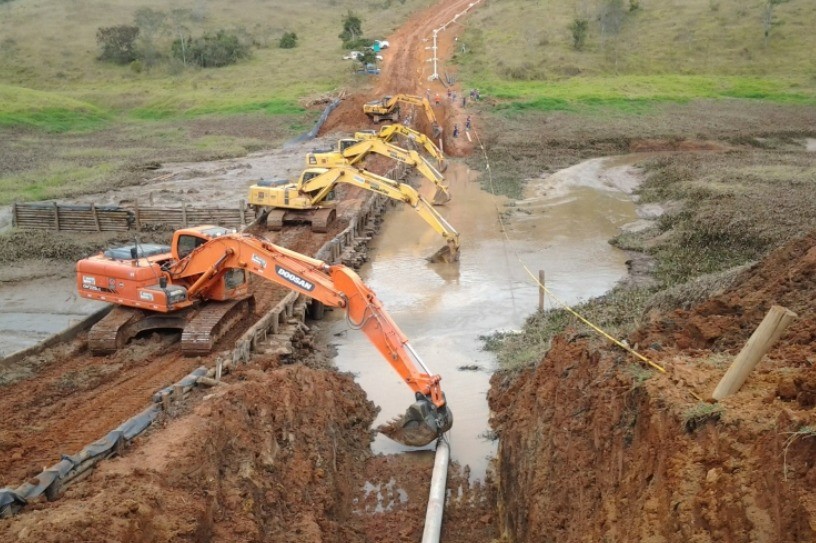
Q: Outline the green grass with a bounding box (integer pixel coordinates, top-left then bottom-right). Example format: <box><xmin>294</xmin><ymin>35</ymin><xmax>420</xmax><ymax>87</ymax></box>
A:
<box><xmin>130</xmin><ymin>98</ymin><xmax>304</xmax><ymax>120</ymax></box>
<box><xmin>0</xmin><ymin>0</ymin><xmax>430</xmax><ymax>203</ymax></box>
<box><xmin>454</xmin><ymin>0</ymin><xmax>816</xmax><ymax>110</ymax></box>
<box><xmin>0</xmin><ymin>84</ymin><xmax>109</xmax><ymax>132</ymax></box>
<box><xmin>0</xmin><ymin>162</ymin><xmax>116</xmax><ymax>204</ymax></box>
<box><xmin>0</xmin><ymin>0</ymin><xmax>426</xmax><ymax>128</ymax></box>
<box><xmin>482</xmin><ymin>76</ymin><xmax>816</xmax><ymax>115</ymax></box>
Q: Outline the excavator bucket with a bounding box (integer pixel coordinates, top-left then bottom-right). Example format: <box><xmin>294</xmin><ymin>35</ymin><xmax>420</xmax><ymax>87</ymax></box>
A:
<box><xmin>431</xmin><ymin>185</ymin><xmax>452</xmax><ymax>206</ymax></box>
<box><xmin>432</xmin><ymin>123</ymin><xmax>443</xmax><ymax>139</ymax></box>
<box><xmin>378</xmin><ymin>396</ymin><xmax>453</xmax><ymax>447</ymax></box>
<box><xmin>427</xmin><ymin>241</ymin><xmax>460</xmax><ymax>264</ymax></box>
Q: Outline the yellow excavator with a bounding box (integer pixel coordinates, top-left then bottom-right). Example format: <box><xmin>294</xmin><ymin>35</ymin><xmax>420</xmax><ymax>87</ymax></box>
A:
<box><xmin>247</xmin><ymin>165</ymin><xmax>460</xmax><ymax>262</ymax></box>
<box><xmin>305</xmin><ymin>138</ymin><xmax>451</xmax><ymax>205</ymax></box>
<box><xmin>354</xmin><ymin>124</ymin><xmax>447</xmax><ymax>172</ymax></box>
<box><xmin>363</xmin><ymin>94</ymin><xmax>442</xmax><ymax>138</ymax></box>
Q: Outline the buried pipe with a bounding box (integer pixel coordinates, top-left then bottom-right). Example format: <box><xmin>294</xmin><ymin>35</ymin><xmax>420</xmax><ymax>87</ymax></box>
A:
<box><xmin>421</xmin><ymin>438</ymin><xmax>450</xmax><ymax>543</ymax></box>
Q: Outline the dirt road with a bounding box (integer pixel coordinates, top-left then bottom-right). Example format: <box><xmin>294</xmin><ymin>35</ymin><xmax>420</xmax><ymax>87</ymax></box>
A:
<box><xmin>321</xmin><ymin>0</ymin><xmax>476</xmax><ymax>156</ymax></box>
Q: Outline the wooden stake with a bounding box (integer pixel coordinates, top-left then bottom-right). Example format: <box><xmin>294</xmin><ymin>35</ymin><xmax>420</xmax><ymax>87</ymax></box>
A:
<box><xmin>538</xmin><ymin>270</ymin><xmax>545</xmax><ymax>311</ymax></box>
<box><xmin>239</xmin><ymin>199</ymin><xmax>247</xmax><ymax>227</ymax></box>
<box><xmin>182</xmin><ymin>202</ymin><xmax>188</xmax><ymax>227</ymax></box>
<box><xmin>134</xmin><ymin>201</ymin><xmax>141</xmax><ymax>232</ymax></box>
<box><xmin>91</xmin><ymin>203</ymin><xmax>101</xmax><ymax>232</ymax></box>
<box><xmin>711</xmin><ymin>305</ymin><xmax>797</xmax><ymax>401</ymax></box>
<box><xmin>53</xmin><ymin>201</ymin><xmax>60</xmax><ymax>231</ymax></box>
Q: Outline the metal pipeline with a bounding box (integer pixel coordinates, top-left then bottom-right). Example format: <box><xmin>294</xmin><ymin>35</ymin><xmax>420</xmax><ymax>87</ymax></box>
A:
<box><xmin>421</xmin><ymin>438</ymin><xmax>450</xmax><ymax>543</ymax></box>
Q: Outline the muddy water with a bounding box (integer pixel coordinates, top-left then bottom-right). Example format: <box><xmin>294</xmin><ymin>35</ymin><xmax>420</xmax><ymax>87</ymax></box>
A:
<box><xmin>319</xmin><ymin>157</ymin><xmax>641</xmax><ymax>479</ymax></box>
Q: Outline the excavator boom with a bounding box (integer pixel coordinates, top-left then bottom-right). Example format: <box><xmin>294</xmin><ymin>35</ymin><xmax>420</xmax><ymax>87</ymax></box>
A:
<box><xmin>248</xmin><ymin>166</ymin><xmax>460</xmax><ymax>262</ymax></box>
<box><xmin>76</xmin><ymin>230</ymin><xmax>453</xmax><ymax>446</ymax></box>
<box><xmin>299</xmin><ymin>167</ymin><xmax>459</xmax><ymax>262</ymax></box>
<box><xmin>305</xmin><ymin>138</ymin><xmax>450</xmax><ymax>204</ymax></box>
<box><xmin>362</xmin><ymin>94</ymin><xmax>442</xmax><ymax>138</ymax></box>
<box><xmin>355</xmin><ymin>124</ymin><xmax>447</xmax><ymax>172</ymax></box>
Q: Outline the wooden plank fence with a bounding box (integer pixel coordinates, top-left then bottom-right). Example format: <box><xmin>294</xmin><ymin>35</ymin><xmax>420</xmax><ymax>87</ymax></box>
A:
<box><xmin>12</xmin><ymin>202</ymin><xmax>132</xmax><ymax>232</ymax></box>
<box><xmin>132</xmin><ymin>200</ymin><xmax>249</xmax><ymax>230</ymax></box>
<box><xmin>11</xmin><ymin>201</ymin><xmax>250</xmax><ymax>232</ymax></box>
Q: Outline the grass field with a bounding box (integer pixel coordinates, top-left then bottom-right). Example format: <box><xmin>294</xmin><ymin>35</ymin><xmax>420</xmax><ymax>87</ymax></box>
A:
<box><xmin>0</xmin><ymin>0</ymin><xmax>430</xmax><ymax>202</ymax></box>
<box><xmin>0</xmin><ymin>0</ymin><xmax>428</xmax><ymax>124</ymax></box>
<box><xmin>454</xmin><ymin>0</ymin><xmax>816</xmax><ymax>110</ymax></box>
<box><xmin>3</xmin><ymin>0</ymin><xmax>816</xmax><ymax>207</ymax></box>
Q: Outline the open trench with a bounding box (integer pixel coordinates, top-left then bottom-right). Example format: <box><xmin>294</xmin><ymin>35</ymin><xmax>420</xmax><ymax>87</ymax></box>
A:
<box><xmin>0</xmin><ymin>151</ymin><xmax>645</xmax><ymax>541</ymax></box>
<box><xmin>320</xmin><ymin>158</ymin><xmax>639</xmax><ymax>480</ymax></box>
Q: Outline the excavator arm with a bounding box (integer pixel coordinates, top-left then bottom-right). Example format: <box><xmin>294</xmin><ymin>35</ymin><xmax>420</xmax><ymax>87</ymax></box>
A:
<box><xmin>299</xmin><ymin>166</ymin><xmax>459</xmax><ymax>262</ymax></box>
<box><xmin>169</xmin><ymin>233</ymin><xmax>453</xmax><ymax>445</ymax></box>
<box><xmin>355</xmin><ymin>124</ymin><xmax>447</xmax><ymax>171</ymax></box>
<box><xmin>315</xmin><ymin>138</ymin><xmax>450</xmax><ymax>204</ymax></box>
<box><xmin>363</xmin><ymin>94</ymin><xmax>442</xmax><ymax>138</ymax></box>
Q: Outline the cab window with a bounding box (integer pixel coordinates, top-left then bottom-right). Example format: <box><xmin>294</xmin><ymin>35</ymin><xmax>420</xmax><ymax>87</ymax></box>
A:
<box><xmin>177</xmin><ymin>235</ymin><xmax>207</xmax><ymax>258</ymax></box>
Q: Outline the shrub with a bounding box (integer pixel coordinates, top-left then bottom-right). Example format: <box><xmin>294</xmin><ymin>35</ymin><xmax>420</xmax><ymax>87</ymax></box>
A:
<box><xmin>569</xmin><ymin>18</ymin><xmax>589</xmax><ymax>51</ymax></box>
<box><xmin>279</xmin><ymin>31</ymin><xmax>298</xmax><ymax>49</ymax></box>
<box><xmin>343</xmin><ymin>37</ymin><xmax>374</xmax><ymax>50</ymax></box>
<box><xmin>96</xmin><ymin>25</ymin><xmax>140</xmax><ymax>64</ymax></box>
<box><xmin>176</xmin><ymin>29</ymin><xmax>251</xmax><ymax>68</ymax></box>
<box><xmin>339</xmin><ymin>11</ymin><xmax>363</xmax><ymax>47</ymax></box>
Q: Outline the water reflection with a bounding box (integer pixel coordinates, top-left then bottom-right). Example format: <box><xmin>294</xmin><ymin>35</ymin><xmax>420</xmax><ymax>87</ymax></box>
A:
<box><xmin>319</xmin><ymin>157</ymin><xmax>640</xmax><ymax>480</ymax></box>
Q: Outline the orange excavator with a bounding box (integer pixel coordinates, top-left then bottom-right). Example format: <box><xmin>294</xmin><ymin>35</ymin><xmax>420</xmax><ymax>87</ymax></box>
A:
<box><xmin>76</xmin><ymin>225</ymin><xmax>452</xmax><ymax>446</ymax></box>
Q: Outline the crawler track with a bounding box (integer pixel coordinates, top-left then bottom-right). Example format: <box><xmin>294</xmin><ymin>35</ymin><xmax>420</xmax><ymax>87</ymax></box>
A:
<box><xmin>0</xmin><ymin>224</ymin><xmax>341</xmax><ymax>487</ymax></box>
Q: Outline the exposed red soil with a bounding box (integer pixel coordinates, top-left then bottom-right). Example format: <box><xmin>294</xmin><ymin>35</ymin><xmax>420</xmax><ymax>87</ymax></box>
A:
<box><xmin>320</xmin><ymin>0</ymin><xmax>476</xmax><ymax>157</ymax></box>
<box><xmin>0</xmin><ymin>229</ymin><xmax>308</xmax><ymax>488</ymax></box>
<box><xmin>0</xmin><ymin>363</ymin><xmax>496</xmax><ymax>542</ymax></box>
<box><xmin>489</xmin><ymin>231</ymin><xmax>816</xmax><ymax>542</ymax></box>
<box><xmin>0</xmin><ymin>0</ymin><xmax>495</xmax><ymax>523</ymax></box>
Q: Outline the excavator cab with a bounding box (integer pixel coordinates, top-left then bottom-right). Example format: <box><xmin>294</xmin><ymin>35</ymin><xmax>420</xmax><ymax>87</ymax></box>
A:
<box><xmin>171</xmin><ymin>225</ymin><xmax>234</xmax><ymax>259</ymax></box>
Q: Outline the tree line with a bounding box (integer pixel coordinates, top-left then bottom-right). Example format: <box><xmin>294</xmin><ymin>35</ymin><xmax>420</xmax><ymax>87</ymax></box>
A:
<box><xmin>96</xmin><ymin>7</ymin><xmax>298</xmax><ymax>70</ymax></box>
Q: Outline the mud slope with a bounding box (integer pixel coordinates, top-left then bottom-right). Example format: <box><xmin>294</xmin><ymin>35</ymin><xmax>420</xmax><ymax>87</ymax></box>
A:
<box><xmin>489</xmin><ymin>231</ymin><xmax>816</xmax><ymax>542</ymax></box>
<box><xmin>0</xmin><ymin>362</ymin><xmax>496</xmax><ymax>543</ymax></box>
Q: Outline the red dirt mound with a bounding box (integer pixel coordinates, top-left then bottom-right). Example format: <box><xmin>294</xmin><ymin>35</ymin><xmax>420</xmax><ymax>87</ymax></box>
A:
<box><xmin>489</xmin><ymin>231</ymin><xmax>816</xmax><ymax>542</ymax></box>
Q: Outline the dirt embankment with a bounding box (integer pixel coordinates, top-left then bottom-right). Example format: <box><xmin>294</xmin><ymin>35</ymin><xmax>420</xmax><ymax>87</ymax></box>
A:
<box><xmin>489</xmin><ymin>232</ymin><xmax>816</xmax><ymax>542</ymax></box>
<box><xmin>0</xmin><ymin>360</ymin><xmax>495</xmax><ymax>543</ymax></box>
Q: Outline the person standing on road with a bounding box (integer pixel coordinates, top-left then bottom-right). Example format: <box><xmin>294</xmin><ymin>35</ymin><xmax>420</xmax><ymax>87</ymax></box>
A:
<box><xmin>466</xmin><ymin>115</ymin><xmax>471</xmax><ymax>130</ymax></box>
<box><xmin>435</xmin><ymin>93</ymin><xmax>441</xmax><ymax>106</ymax></box>
<box><xmin>453</xmin><ymin>124</ymin><xmax>459</xmax><ymax>138</ymax></box>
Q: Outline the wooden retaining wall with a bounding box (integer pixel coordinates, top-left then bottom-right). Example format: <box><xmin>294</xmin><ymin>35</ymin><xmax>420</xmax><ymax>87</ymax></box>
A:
<box><xmin>11</xmin><ymin>201</ymin><xmax>249</xmax><ymax>232</ymax></box>
<box><xmin>12</xmin><ymin>203</ymin><xmax>132</xmax><ymax>232</ymax></box>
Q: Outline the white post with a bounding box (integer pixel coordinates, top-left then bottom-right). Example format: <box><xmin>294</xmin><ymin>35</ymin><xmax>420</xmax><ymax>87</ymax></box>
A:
<box><xmin>427</xmin><ymin>30</ymin><xmax>439</xmax><ymax>81</ymax></box>
<box><xmin>421</xmin><ymin>439</ymin><xmax>450</xmax><ymax>543</ymax></box>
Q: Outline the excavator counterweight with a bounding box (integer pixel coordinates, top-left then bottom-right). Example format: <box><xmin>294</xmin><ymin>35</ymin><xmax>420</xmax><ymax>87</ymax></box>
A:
<box><xmin>76</xmin><ymin>227</ymin><xmax>453</xmax><ymax>446</ymax></box>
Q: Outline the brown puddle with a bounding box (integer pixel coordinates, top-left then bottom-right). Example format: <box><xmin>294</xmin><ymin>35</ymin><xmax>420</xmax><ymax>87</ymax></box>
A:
<box><xmin>318</xmin><ymin>157</ymin><xmax>641</xmax><ymax>480</ymax></box>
